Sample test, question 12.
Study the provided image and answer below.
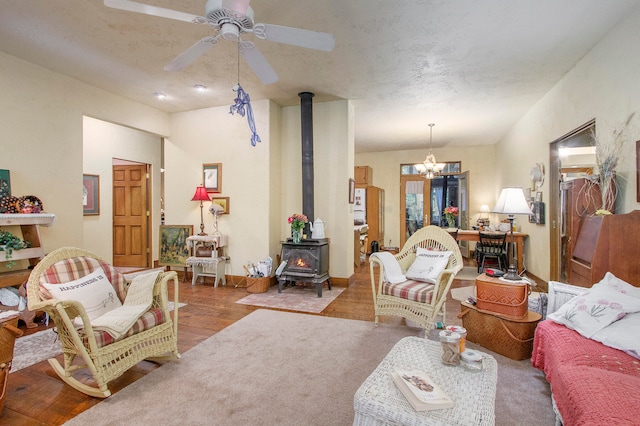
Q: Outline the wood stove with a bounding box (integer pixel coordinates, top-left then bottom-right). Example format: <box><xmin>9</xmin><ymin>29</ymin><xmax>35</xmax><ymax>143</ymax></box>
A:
<box><xmin>278</xmin><ymin>238</ymin><xmax>330</xmax><ymax>297</ymax></box>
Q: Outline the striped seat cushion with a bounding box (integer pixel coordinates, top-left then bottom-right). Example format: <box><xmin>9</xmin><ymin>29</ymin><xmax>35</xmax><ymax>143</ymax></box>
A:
<box><xmin>382</xmin><ymin>280</ymin><xmax>435</xmax><ymax>303</ymax></box>
<box><xmin>83</xmin><ymin>308</ymin><xmax>166</xmax><ymax>348</ymax></box>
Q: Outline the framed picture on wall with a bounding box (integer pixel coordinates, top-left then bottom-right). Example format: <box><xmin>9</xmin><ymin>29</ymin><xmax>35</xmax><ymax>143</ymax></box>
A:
<box><xmin>211</xmin><ymin>196</ymin><xmax>229</xmax><ymax>214</ymax></box>
<box><xmin>83</xmin><ymin>174</ymin><xmax>100</xmax><ymax>216</ymax></box>
<box><xmin>159</xmin><ymin>225</ymin><xmax>193</xmax><ymax>267</ymax></box>
<box><xmin>203</xmin><ymin>163</ymin><xmax>222</xmax><ymax>193</ymax></box>
<box><xmin>0</xmin><ymin>169</ymin><xmax>11</xmax><ymax>199</ymax></box>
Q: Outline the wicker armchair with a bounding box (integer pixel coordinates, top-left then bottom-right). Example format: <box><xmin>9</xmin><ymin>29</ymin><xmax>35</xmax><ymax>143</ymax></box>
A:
<box><xmin>369</xmin><ymin>226</ymin><xmax>463</xmax><ymax>331</ymax></box>
<box><xmin>26</xmin><ymin>247</ymin><xmax>180</xmax><ymax>398</ymax></box>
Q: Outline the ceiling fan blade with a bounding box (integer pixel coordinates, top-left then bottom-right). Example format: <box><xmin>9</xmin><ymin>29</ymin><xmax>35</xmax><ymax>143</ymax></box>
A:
<box><xmin>240</xmin><ymin>43</ymin><xmax>278</xmax><ymax>85</ymax></box>
<box><xmin>164</xmin><ymin>36</ymin><xmax>221</xmax><ymax>71</ymax></box>
<box><xmin>256</xmin><ymin>23</ymin><xmax>335</xmax><ymax>52</ymax></box>
<box><xmin>104</xmin><ymin>0</ymin><xmax>205</xmax><ymax>24</ymax></box>
<box><xmin>221</xmin><ymin>0</ymin><xmax>251</xmax><ymax>16</ymax></box>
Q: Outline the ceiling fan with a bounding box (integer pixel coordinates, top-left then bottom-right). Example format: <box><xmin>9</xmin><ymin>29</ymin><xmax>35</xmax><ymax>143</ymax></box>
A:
<box><xmin>104</xmin><ymin>0</ymin><xmax>335</xmax><ymax>85</ymax></box>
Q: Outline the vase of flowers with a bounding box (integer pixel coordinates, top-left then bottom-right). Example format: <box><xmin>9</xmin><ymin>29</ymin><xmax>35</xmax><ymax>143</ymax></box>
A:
<box><xmin>288</xmin><ymin>213</ymin><xmax>308</xmax><ymax>243</ymax></box>
<box><xmin>443</xmin><ymin>206</ymin><xmax>458</xmax><ymax>229</ymax></box>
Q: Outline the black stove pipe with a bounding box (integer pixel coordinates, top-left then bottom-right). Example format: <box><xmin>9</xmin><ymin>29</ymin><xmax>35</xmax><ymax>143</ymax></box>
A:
<box><xmin>299</xmin><ymin>91</ymin><xmax>314</xmax><ymax>237</ymax></box>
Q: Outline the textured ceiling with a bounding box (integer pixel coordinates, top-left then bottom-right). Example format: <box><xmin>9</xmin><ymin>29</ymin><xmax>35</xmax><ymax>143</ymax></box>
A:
<box><xmin>0</xmin><ymin>0</ymin><xmax>638</xmax><ymax>152</ymax></box>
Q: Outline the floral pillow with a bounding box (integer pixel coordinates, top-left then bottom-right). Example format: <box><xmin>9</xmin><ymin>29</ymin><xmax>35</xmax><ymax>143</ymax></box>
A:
<box><xmin>548</xmin><ymin>278</ymin><xmax>640</xmax><ymax>338</ymax></box>
<box><xmin>405</xmin><ymin>248</ymin><xmax>452</xmax><ymax>284</ymax></box>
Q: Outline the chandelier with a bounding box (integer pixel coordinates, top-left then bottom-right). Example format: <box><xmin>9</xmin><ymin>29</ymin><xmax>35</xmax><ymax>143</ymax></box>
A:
<box><xmin>415</xmin><ymin>123</ymin><xmax>445</xmax><ymax>179</ymax></box>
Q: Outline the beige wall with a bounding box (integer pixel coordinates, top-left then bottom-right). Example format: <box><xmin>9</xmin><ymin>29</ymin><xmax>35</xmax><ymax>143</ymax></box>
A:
<box><xmin>0</xmin><ymin>51</ymin><xmax>168</xmax><ymax>258</ymax></box>
<box><xmin>82</xmin><ymin>117</ymin><xmax>163</xmax><ymax>261</ymax></box>
<box><xmin>355</xmin><ymin>145</ymin><xmax>497</xmax><ymax>248</ymax></box>
<box><xmin>494</xmin><ymin>6</ymin><xmax>640</xmax><ymax>281</ymax></box>
<box><xmin>281</xmin><ymin>99</ymin><xmax>354</xmax><ymax>278</ymax></box>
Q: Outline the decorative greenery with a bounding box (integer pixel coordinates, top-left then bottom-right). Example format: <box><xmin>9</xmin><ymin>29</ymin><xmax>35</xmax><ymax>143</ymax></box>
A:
<box><xmin>287</xmin><ymin>213</ymin><xmax>308</xmax><ymax>231</ymax></box>
<box><xmin>0</xmin><ymin>230</ymin><xmax>31</xmax><ymax>269</ymax></box>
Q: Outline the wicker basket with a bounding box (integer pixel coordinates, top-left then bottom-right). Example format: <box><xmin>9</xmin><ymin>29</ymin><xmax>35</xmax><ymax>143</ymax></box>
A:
<box><xmin>475</xmin><ymin>274</ymin><xmax>530</xmax><ymax>319</ymax></box>
<box><xmin>246</xmin><ymin>277</ymin><xmax>272</xmax><ymax>293</ymax></box>
<box><xmin>0</xmin><ymin>315</ymin><xmax>23</xmax><ymax>412</ymax></box>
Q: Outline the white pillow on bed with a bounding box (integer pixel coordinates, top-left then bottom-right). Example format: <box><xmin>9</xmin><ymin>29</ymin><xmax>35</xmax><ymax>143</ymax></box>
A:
<box><xmin>405</xmin><ymin>248</ymin><xmax>452</xmax><ymax>284</ymax></box>
<box><xmin>591</xmin><ymin>311</ymin><xmax>640</xmax><ymax>359</ymax></box>
<box><xmin>597</xmin><ymin>272</ymin><xmax>640</xmax><ymax>299</ymax></box>
<box><xmin>548</xmin><ymin>273</ymin><xmax>640</xmax><ymax>338</ymax></box>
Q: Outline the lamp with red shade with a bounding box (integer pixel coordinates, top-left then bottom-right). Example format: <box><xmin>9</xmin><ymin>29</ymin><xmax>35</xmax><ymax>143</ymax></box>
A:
<box><xmin>191</xmin><ymin>185</ymin><xmax>211</xmax><ymax>236</ymax></box>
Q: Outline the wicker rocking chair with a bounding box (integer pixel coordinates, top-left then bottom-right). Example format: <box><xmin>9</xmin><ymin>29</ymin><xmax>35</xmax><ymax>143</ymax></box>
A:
<box><xmin>369</xmin><ymin>226</ymin><xmax>463</xmax><ymax>332</ymax></box>
<box><xmin>26</xmin><ymin>247</ymin><xmax>180</xmax><ymax>398</ymax></box>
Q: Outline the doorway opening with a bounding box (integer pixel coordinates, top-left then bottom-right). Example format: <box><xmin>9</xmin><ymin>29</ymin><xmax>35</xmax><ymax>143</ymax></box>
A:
<box><xmin>549</xmin><ymin>120</ymin><xmax>596</xmax><ymax>282</ymax></box>
<box><xmin>399</xmin><ymin>162</ymin><xmax>467</xmax><ymax>250</ymax></box>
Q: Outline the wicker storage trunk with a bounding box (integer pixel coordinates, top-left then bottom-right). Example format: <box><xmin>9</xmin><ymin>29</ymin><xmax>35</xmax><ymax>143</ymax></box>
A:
<box><xmin>246</xmin><ymin>277</ymin><xmax>272</xmax><ymax>293</ymax></box>
<box><xmin>475</xmin><ymin>273</ymin><xmax>530</xmax><ymax>319</ymax></box>
<box><xmin>0</xmin><ymin>315</ymin><xmax>23</xmax><ymax>412</ymax></box>
<box><xmin>459</xmin><ymin>301</ymin><xmax>541</xmax><ymax>360</ymax></box>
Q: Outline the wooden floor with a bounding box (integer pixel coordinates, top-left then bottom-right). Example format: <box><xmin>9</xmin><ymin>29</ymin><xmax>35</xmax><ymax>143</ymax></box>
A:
<box><xmin>0</xmin><ymin>260</ymin><xmax>475</xmax><ymax>425</ymax></box>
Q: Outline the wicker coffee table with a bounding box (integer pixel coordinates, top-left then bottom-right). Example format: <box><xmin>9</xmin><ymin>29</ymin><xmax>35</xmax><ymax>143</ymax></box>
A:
<box><xmin>353</xmin><ymin>336</ymin><xmax>497</xmax><ymax>426</ymax></box>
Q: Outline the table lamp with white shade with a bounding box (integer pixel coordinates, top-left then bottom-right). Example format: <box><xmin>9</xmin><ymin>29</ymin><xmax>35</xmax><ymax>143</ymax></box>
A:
<box><xmin>491</xmin><ymin>187</ymin><xmax>532</xmax><ymax>281</ymax></box>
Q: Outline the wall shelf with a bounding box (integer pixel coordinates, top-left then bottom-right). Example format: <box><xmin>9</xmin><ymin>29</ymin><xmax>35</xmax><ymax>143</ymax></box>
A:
<box><xmin>0</xmin><ymin>213</ymin><xmax>56</xmax><ymax>288</ymax></box>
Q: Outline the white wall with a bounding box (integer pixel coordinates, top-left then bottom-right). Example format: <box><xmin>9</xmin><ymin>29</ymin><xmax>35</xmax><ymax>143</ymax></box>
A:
<box><xmin>494</xmin><ymin>5</ymin><xmax>640</xmax><ymax>281</ymax></box>
<box><xmin>166</xmin><ymin>99</ymin><xmax>275</xmax><ymax>279</ymax></box>
<box><xmin>356</xmin><ymin>145</ymin><xmax>497</xmax><ymax>248</ymax></box>
<box><xmin>0</xmin><ymin>51</ymin><xmax>168</xmax><ymax>255</ymax></box>
<box><xmin>83</xmin><ymin>117</ymin><xmax>163</xmax><ymax>261</ymax></box>
<box><xmin>281</xmin><ymin>100</ymin><xmax>354</xmax><ymax>278</ymax></box>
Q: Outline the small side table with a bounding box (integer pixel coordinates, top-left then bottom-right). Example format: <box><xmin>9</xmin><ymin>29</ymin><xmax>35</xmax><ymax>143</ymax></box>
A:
<box><xmin>186</xmin><ymin>234</ymin><xmax>228</xmax><ymax>287</ymax></box>
<box><xmin>186</xmin><ymin>256</ymin><xmax>227</xmax><ymax>287</ymax></box>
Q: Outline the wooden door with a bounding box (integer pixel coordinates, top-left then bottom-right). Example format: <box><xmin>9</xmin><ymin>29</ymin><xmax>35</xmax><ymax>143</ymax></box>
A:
<box><xmin>113</xmin><ymin>164</ymin><xmax>150</xmax><ymax>267</ymax></box>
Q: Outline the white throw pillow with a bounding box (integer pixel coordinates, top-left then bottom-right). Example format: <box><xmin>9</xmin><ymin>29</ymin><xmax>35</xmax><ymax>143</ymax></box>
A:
<box><xmin>548</xmin><ymin>280</ymin><xmax>640</xmax><ymax>338</ymax></box>
<box><xmin>42</xmin><ymin>267</ymin><xmax>122</xmax><ymax>322</ymax></box>
<box><xmin>597</xmin><ymin>272</ymin><xmax>640</xmax><ymax>299</ymax></box>
<box><xmin>591</xmin><ymin>311</ymin><xmax>640</xmax><ymax>359</ymax></box>
<box><xmin>405</xmin><ymin>248</ymin><xmax>452</xmax><ymax>284</ymax></box>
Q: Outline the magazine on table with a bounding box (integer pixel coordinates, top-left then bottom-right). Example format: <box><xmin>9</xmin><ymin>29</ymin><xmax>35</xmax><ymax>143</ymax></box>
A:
<box><xmin>391</xmin><ymin>369</ymin><xmax>454</xmax><ymax>411</ymax></box>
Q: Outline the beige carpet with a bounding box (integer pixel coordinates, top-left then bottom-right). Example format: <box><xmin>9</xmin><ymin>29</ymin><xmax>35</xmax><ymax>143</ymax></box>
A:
<box><xmin>64</xmin><ymin>309</ymin><xmax>556</xmax><ymax>426</ymax></box>
<box><xmin>65</xmin><ymin>309</ymin><xmax>418</xmax><ymax>425</ymax></box>
<box><xmin>235</xmin><ymin>284</ymin><xmax>346</xmax><ymax>313</ymax></box>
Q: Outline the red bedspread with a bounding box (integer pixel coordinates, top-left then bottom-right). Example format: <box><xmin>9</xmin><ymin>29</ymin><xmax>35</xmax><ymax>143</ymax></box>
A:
<box><xmin>532</xmin><ymin>320</ymin><xmax>640</xmax><ymax>426</ymax></box>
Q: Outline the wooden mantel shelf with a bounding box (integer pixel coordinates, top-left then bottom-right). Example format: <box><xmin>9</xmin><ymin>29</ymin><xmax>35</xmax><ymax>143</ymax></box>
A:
<box><xmin>0</xmin><ymin>213</ymin><xmax>56</xmax><ymax>226</ymax></box>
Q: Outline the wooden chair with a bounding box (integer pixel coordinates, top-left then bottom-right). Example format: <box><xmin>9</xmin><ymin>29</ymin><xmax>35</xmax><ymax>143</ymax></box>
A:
<box><xmin>26</xmin><ymin>247</ymin><xmax>180</xmax><ymax>398</ymax></box>
<box><xmin>476</xmin><ymin>232</ymin><xmax>508</xmax><ymax>273</ymax></box>
<box><xmin>369</xmin><ymin>226</ymin><xmax>463</xmax><ymax>332</ymax></box>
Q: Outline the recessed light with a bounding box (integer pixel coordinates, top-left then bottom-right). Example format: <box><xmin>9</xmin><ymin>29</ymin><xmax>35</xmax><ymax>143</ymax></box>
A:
<box><xmin>194</xmin><ymin>84</ymin><xmax>208</xmax><ymax>92</ymax></box>
<box><xmin>154</xmin><ymin>92</ymin><xmax>167</xmax><ymax>99</ymax></box>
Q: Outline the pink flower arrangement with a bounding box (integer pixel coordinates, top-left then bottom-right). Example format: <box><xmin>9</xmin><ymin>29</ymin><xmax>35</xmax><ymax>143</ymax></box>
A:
<box><xmin>288</xmin><ymin>213</ymin><xmax>308</xmax><ymax>231</ymax></box>
<box><xmin>444</xmin><ymin>206</ymin><xmax>458</xmax><ymax>227</ymax></box>
<box><xmin>444</xmin><ymin>206</ymin><xmax>459</xmax><ymax>217</ymax></box>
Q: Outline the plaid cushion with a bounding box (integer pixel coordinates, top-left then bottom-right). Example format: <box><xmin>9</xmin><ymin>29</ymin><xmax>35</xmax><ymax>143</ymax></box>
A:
<box><xmin>82</xmin><ymin>307</ymin><xmax>166</xmax><ymax>348</ymax></box>
<box><xmin>39</xmin><ymin>256</ymin><xmax>128</xmax><ymax>302</ymax></box>
<box><xmin>383</xmin><ymin>280</ymin><xmax>434</xmax><ymax>303</ymax></box>
<box><xmin>38</xmin><ymin>256</ymin><xmax>165</xmax><ymax>348</ymax></box>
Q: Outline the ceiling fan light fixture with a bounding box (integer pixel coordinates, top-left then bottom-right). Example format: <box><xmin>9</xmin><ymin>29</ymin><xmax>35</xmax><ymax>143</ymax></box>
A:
<box><xmin>220</xmin><ymin>22</ymin><xmax>240</xmax><ymax>40</ymax></box>
<box><xmin>154</xmin><ymin>92</ymin><xmax>167</xmax><ymax>99</ymax></box>
<box><xmin>194</xmin><ymin>84</ymin><xmax>208</xmax><ymax>91</ymax></box>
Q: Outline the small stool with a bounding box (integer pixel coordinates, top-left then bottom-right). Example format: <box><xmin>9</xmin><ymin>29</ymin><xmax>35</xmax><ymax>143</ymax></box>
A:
<box><xmin>186</xmin><ymin>256</ymin><xmax>226</xmax><ymax>287</ymax></box>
